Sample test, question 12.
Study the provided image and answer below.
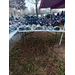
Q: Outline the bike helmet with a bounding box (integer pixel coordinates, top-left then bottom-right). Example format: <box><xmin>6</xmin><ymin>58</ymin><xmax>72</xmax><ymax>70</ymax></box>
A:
<box><xmin>48</xmin><ymin>26</ymin><xmax>54</xmax><ymax>30</ymax></box>
<box><xmin>54</xmin><ymin>26</ymin><xmax>60</xmax><ymax>30</ymax></box>
<box><xmin>25</xmin><ymin>25</ymin><xmax>31</xmax><ymax>30</ymax></box>
<box><xmin>32</xmin><ymin>24</ymin><xmax>36</xmax><ymax>29</ymax></box>
<box><xmin>42</xmin><ymin>25</ymin><xmax>47</xmax><ymax>30</ymax></box>
<box><xmin>34</xmin><ymin>25</ymin><xmax>42</xmax><ymax>30</ymax></box>
<box><xmin>19</xmin><ymin>26</ymin><xmax>26</xmax><ymax>30</ymax></box>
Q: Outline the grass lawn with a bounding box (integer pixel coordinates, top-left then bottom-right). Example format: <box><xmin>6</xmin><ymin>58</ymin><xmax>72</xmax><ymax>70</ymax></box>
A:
<box><xmin>9</xmin><ymin>32</ymin><xmax>65</xmax><ymax>75</ymax></box>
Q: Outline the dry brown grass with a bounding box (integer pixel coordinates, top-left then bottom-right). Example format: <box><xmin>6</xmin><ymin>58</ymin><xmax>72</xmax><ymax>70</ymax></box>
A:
<box><xmin>9</xmin><ymin>32</ymin><xmax>65</xmax><ymax>75</ymax></box>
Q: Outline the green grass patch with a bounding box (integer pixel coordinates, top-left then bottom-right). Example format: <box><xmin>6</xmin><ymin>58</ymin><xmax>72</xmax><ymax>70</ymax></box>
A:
<box><xmin>58</xmin><ymin>65</ymin><xmax>65</xmax><ymax>75</ymax></box>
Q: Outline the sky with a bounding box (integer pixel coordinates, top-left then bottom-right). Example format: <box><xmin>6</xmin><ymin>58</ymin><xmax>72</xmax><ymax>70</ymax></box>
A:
<box><xmin>25</xmin><ymin>0</ymin><xmax>65</xmax><ymax>13</ymax></box>
<box><xmin>25</xmin><ymin>0</ymin><xmax>37</xmax><ymax>11</ymax></box>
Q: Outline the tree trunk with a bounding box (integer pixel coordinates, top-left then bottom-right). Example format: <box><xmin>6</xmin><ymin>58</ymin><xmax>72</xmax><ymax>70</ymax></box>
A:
<box><xmin>36</xmin><ymin>0</ymin><xmax>38</xmax><ymax>19</ymax></box>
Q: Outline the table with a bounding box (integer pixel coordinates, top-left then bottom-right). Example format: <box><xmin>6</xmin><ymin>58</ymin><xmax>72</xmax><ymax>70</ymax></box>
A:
<box><xmin>9</xmin><ymin>24</ymin><xmax>65</xmax><ymax>47</ymax></box>
<box><xmin>9</xmin><ymin>30</ymin><xmax>18</xmax><ymax>40</ymax></box>
<box><xmin>18</xmin><ymin>29</ymin><xmax>65</xmax><ymax>33</ymax></box>
<box><xmin>9</xmin><ymin>23</ymin><xmax>19</xmax><ymax>40</ymax></box>
<box><xmin>9</xmin><ymin>29</ymin><xmax>19</xmax><ymax>40</ymax></box>
<box><xmin>18</xmin><ymin>29</ymin><xmax>65</xmax><ymax>47</ymax></box>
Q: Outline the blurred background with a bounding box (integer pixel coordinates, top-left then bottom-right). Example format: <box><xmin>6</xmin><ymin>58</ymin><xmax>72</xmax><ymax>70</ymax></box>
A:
<box><xmin>9</xmin><ymin>0</ymin><xmax>65</xmax><ymax>20</ymax></box>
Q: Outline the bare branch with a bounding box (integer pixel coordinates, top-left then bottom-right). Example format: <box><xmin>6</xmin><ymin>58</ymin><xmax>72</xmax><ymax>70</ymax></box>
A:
<box><xmin>27</xmin><ymin>0</ymin><xmax>40</xmax><ymax>4</ymax></box>
<box><xmin>9</xmin><ymin>0</ymin><xmax>26</xmax><ymax>10</ymax></box>
<box><xmin>27</xmin><ymin>0</ymin><xmax>36</xmax><ymax>4</ymax></box>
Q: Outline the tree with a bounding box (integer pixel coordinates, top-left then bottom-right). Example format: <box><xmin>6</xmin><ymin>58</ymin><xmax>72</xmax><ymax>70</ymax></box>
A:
<box><xmin>9</xmin><ymin>0</ymin><xmax>27</xmax><ymax>10</ymax></box>
<box><xmin>27</xmin><ymin>0</ymin><xmax>41</xmax><ymax>19</ymax></box>
<box><xmin>30</xmin><ymin>6</ymin><xmax>35</xmax><ymax>15</ymax></box>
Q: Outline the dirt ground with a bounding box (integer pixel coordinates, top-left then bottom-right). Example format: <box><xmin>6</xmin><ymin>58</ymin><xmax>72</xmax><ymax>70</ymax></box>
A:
<box><xmin>49</xmin><ymin>40</ymin><xmax>65</xmax><ymax>60</ymax></box>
